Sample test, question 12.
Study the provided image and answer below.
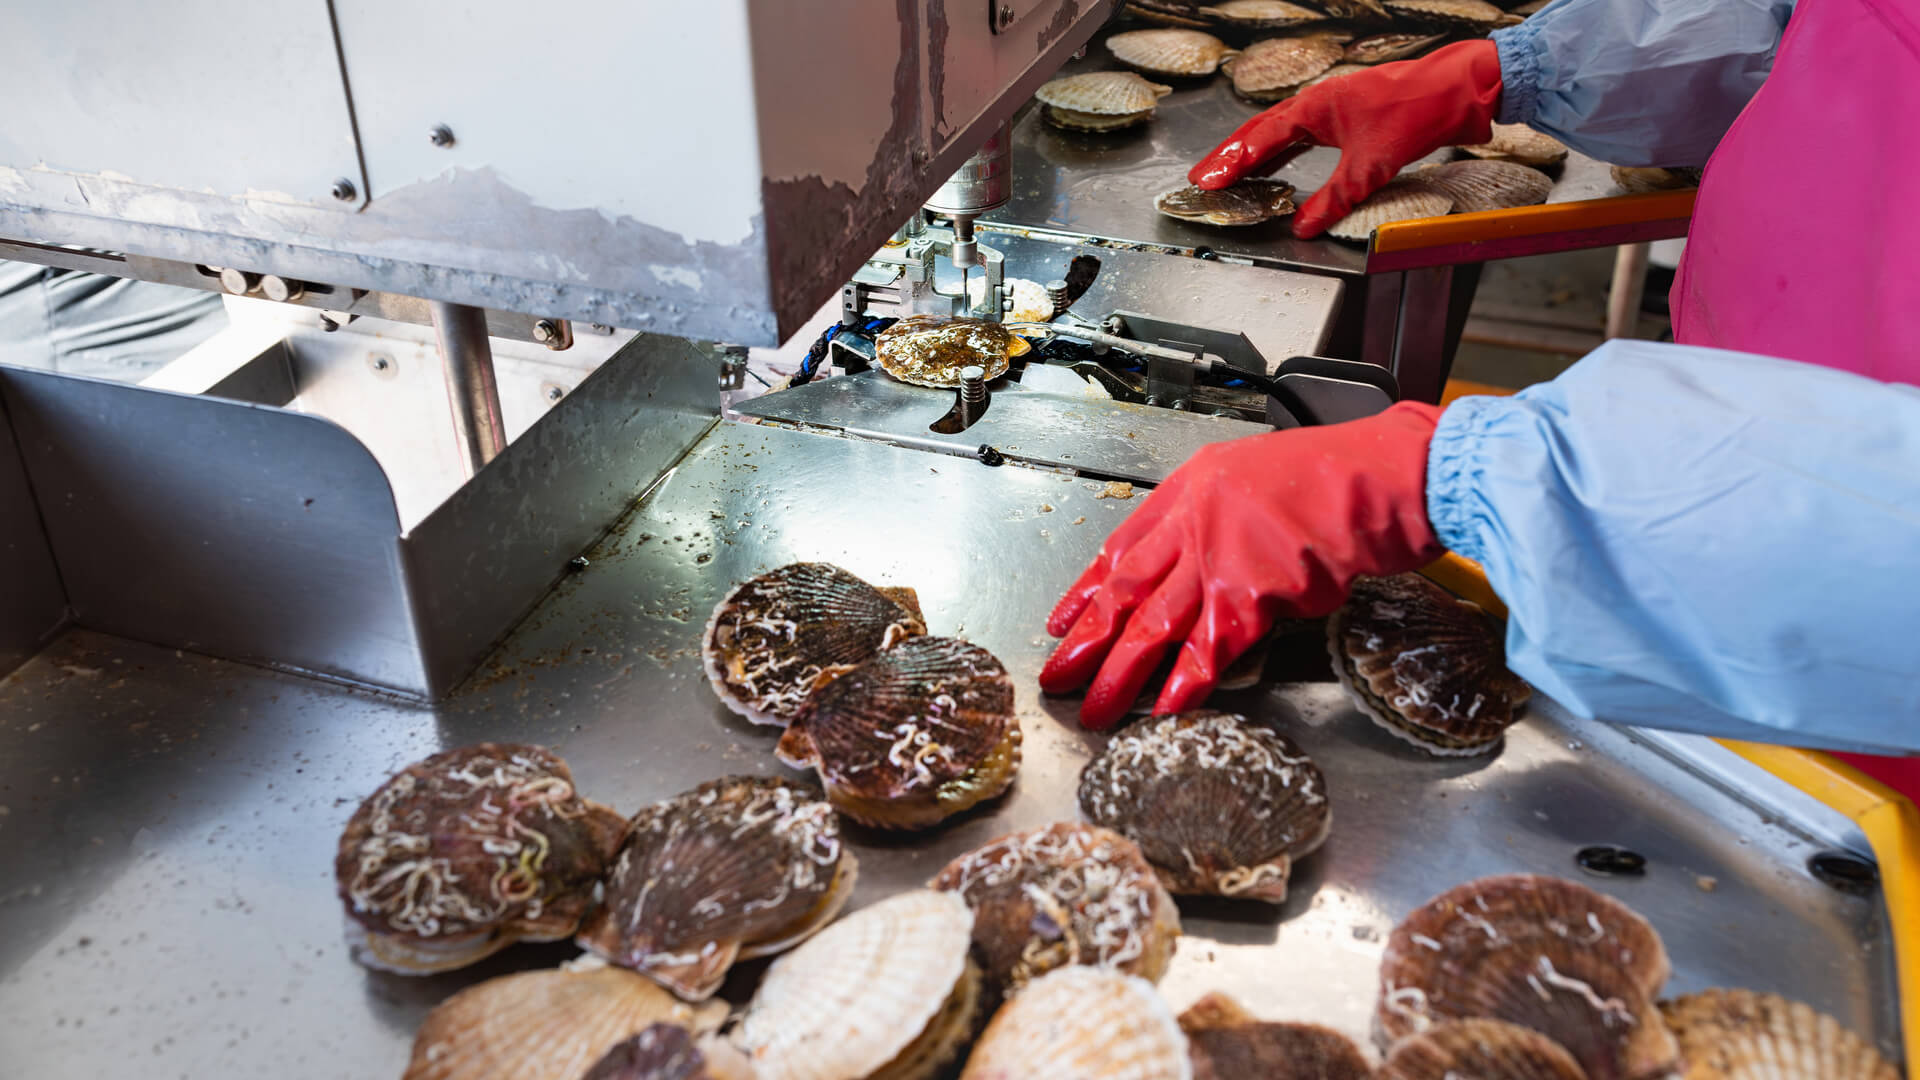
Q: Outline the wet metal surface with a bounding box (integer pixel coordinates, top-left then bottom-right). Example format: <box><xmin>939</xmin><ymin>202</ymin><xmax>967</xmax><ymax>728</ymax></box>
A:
<box><xmin>0</xmin><ymin>423</ymin><xmax>1899</xmax><ymax>1077</ymax></box>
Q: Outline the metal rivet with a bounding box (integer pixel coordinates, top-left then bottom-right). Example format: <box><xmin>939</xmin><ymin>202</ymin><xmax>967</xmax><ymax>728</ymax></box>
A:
<box><xmin>429</xmin><ymin>124</ymin><xmax>455</xmax><ymax>148</ymax></box>
<box><xmin>1575</xmin><ymin>844</ymin><xmax>1648</xmax><ymax>877</ymax></box>
<box><xmin>543</xmin><ymin>383</ymin><xmax>566</xmax><ymax>402</ymax></box>
<box><xmin>1808</xmin><ymin>851</ymin><xmax>1878</xmax><ymax>895</ymax></box>
<box><xmin>330</xmin><ymin>178</ymin><xmax>358</xmax><ymax>202</ymax></box>
<box><xmin>567</xmin><ymin>556</ymin><xmax>590</xmax><ymax>571</ymax></box>
<box><xmin>367</xmin><ymin>353</ymin><xmax>397</xmax><ymax>378</ymax></box>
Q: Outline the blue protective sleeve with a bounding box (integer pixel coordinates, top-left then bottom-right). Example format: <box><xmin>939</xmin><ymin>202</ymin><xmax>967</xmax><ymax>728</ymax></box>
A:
<box><xmin>1427</xmin><ymin>342</ymin><xmax>1920</xmax><ymax>754</ymax></box>
<box><xmin>1491</xmin><ymin>0</ymin><xmax>1794</xmax><ymax>166</ymax></box>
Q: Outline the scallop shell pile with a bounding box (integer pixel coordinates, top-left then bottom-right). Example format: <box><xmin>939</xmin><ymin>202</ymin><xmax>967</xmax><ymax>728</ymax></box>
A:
<box><xmin>1411</xmin><ymin>160</ymin><xmax>1554</xmax><ymax>213</ymax></box>
<box><xmin>403</xmin><ymin>960</ymin><xmax>728</xmax><ymax>1080</ymax></box>
<box><xmin>735</xmin><ymin>889</ymin><xmax>980</xmax><ymax>1080</ymax></box>
<box><xmin>1035</xmin><ymin>71</ymin><xmax>1173</xmax><ymax>131</ymax></box>
<box><xmin>1378</xmin><ymin>874</ymin><xmax>1678</xmax><ymax>1080</ymax></box>
<box><xmin>1325</xmin><ymin>180</ymin><xmax>1454</xmax><ymax>243</ymax></box>
<box><xmin>1226</xmin><ymin>33</ymin><xmax>1346</xmax><ymax>100</ymax></box>
<box><xmin>960</xmin><ymin>967</ymin><xmax>1191</xmax><ymax>1080</ymax></box>
<box><xmin>1659</xmin><ymin>989</ymin><xmax>1900</xmax><ymax>1080</ymax></box>
<box><xmin>1377</xmin><ymin>1018</ymin><xmax>1589</xmax><ymax>1080</ymax></box>
<box><xmin>702</xmin><ymin>562</ymin><xmax>925</xmax><ymax>727</ymax></box>
<box><xmin>1153</xmin><ymin>180</ymin><xmax>1297</xmax><ymax>226</ymax></box>
<box><xmin>576</xmin><ymin>775</ymin><xmax>855</xmax><ymax>999</ymax></box>
<box><xmin>1078</xmin><ymin>711</ymin><xmax>1329</xmax><ymax>902</ymax></box>
<box><xmin>1328</xmin><ymin>573</ymin><xmax>1531</xmax><ymax>753</ymax></box>
<box><xmin>1125</xmin><ymin>0</ymin><xmax>1216</xmax><ymax>28</ymax></box>
<box><xmin>777</xmin><ymin>635</ymin><xmax>1021</xmax><ymax>830</ymax></box>
<box><xmin>1319</xmin><ymin>0</ymin><xmax>1394</xmax><ymax>19</ymax></box>
<box><xmin>336</xmin><ymin>743</ymin><xmax>628</xmax><ymax>975</ymax></box>
<box><xmin>1460</xmin><ymin>122</ymin><xmax>1571</xmax><ymax>166</ymax></box>
<box><xmin>1107</xmin><ymin>28</ymin><xmax>1234</xmax><ymax>77</ymax></box>
<box><xmin>1179</xmin><ymin>993</ymin><xmax>1370</xmax><ymax>1080</ymax></box>
<box><xmin>1344</xmin><ymin>30</ymin><xmax>1447</xmax><ymax>63</ymax></box>
<box><xmin>931</xmin><ymin>822</ymin><xmax>1181</xmax><ymax>1001</ymax></box>
<box><xmin>583</xmin><ymin>1024</ymin><xmax>757</xmax><ymax>1080</ymax></box>
<box><xmin>1384</xmin><ymin>0</ymin><xmax>1520</xmax><ymax>32</ymax></box>
<box><xmin>874</xmin><ymin>314</ymin><xmax>1032</xmax><ymax>387</ymax></box>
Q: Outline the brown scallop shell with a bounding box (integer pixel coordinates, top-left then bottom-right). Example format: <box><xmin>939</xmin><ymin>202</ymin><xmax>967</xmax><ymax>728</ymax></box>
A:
<box><xmin>1412</xmin><ymin>160</ymin><xmax>1554</xmax><ymax>213</ymax></box>
<box><xmin>336</xmin><ymin>743</ymin><xmax>627</xmax><ymax>975</ymax></box>
<box><xmin>576</xmin><ymin>776</ymin><xmax>855</xmax><ymax>1000</ymax></box>
<box><xmin>1107</xmin><ymin>28</ymin><xmax>1235</xmax><ymax>76</ymax></box>
<box><xmin>1610</xmin><ymin>166</ymin><xmax>1702</xmax><ymax>195</ymax></box>
<box><xmin>1203</xmin><ymin>0</ymin><xmax>1328</xmax><ymax>28</ymax></box>
<box><xmin>703</xmin><ymin>562</ymin><xmax>925</xmax><ymax>727</ymax></box>
<box><xmin>1227</xmin><ymin>34</ymin><xmax>1346</xmax><ymax>100</ymax></box>
<box><xmin>1385</xmin><ymin>0</ymin><xmax>1514</xmax><ymax>31</ymax></box>
<box><xmin>932</xmin><ymin>822</ymin><xmax>1182</xmax><ymax>1003</ymax></box>
<box><xmin>1325</xmin><ymin>181</ymin><xmax>1454</xmax><ymax>244</ymax></box>
<box><xmin>1378</xmin><ymin>1018</ymin><xmax>1590</xmax><ymax>1080</ymax></box>
<box><xmin>1179</xmin><ymin>993</ymin><xmax>1370</xmax><ymax>1080</ymax></box>
<box><xmin>1659</xmin><ymin>989</ymin><xmax>1899</xmax><ymax>1080</ymax></box>
<box><xmin>582</xmin><ymin>1024</ymin><xmax>757</xmax><ymax>1080</ymax></box>
<box><xmin>1459</xmin><ymin>123</ymin><xmax>1570</xmax><ymax>166</ymax></box>
<box><xmin>1344</xmin><ymin>31</ymin><xmax>1447</xmax><ymax>63</ymax></box>
<box><xmin>1327</xmin><ymin>573</ymin><xmax>1531</xmax><ymax>755</ymax></box>
<box><xmin>875</xmin><ymin>314</ymin><xmax>1032</xmax><ymax>388</ymax></box>
<box><xmin>1154</xmin><ymin>181</ymin><xmax>1297</xmax><ymax>226</ymax></box>
<box><xmin>1125</xmin><ymin>1</ymin><xmax>1216</xmax><ymax>28</ymax></box>
<box><xmin>1318</xmin><ymin>0</ymin><xmax>1394</xmax><ymax>21</ymax></box>
<box><xmin>1078</xmin><ymin>711</ymin><xmax>1330</xmax><ymax>903</ymax></box>
<box><xmin>403</xmin><ymin>960</ymin><xmax>729</xmax><ymax>1080</ymax></box>
<box><xmin>777</xmin><ymin>635</ymin><xmax>1020</xmax><ymax>830</ymax></box>
<box><xmin>961</xmin><ymin>967</ymin><xmax>1191</xmax><ymax>1080</ymax></box>
<box><xmin>1379</xmin><ymin>875</ymin><xmax>1676</xmax><ymax>1080</ymax></box>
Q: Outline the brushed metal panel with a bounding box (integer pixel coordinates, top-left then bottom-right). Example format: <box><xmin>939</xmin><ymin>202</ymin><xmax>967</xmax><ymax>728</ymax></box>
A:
<box><xmin>0</xmin><ymin>391</ymin><xmax>66</xmax><ymax>675</ymax></box>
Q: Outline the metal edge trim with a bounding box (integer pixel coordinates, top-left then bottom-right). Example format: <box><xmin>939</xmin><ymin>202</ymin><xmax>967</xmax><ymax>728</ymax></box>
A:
<box><xmin>1366</xmin><ymin>190</ymin><xmax>1697</xmax><ymax>263</ymax></box>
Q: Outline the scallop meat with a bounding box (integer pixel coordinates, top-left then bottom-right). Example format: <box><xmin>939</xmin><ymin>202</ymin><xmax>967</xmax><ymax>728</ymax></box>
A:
<box><xmin>576</xmin><ymin>775</ymin><xmax>855</xmax><ymax>1000</ymax></box>
<box><xmin>336</xmin><ymin>743</ymin><xmax>627</xmax><ymax>975</ymax></box>
<box><xmin>735</xmin><ymin>889</ymin><xmax>981</xmax><ymax>1080</ymax></box>
<box><xmin>583</xmin><ymin>1024</ymin><xmax>758</xmax><ymax>1080</ymax></box>
<box><xmin>1659</xmin><ymin>989</ymin><xmax>1898</xmax><ymax>1080</ymax></box>
<box><xmin>703</xmin><ymin>562</ymin><xmax>926</xmax><ymax>727</ymax></box>
<box><xmin>1460</xmin><ymin>122</ymin><xmax>1570</xmax><ymax>166</ymax></box>
<box><xmin>1378</xmin><ymin>1018</ymin><xmax>1590</xmax><ymax>1080</ymax></box>
<box><xmin>403</xmin><ymin>959</ymin><xmax>729</xmax><ymax>1080</ymax></box>
<box><xmin>1344</xmin><ymin>30</ymin><xmax>1447</xmax><ymax>64</ymax></box>
<box><xmin>1326</xmin><ymin>181</ymin><xmax>1454</xmax><ymax>243</ymax></box>
<box><xmin>1078</xmin><ymin>711</ymin><xmax>1329</xmax><ymax>903</ymax></box>
<box><xmin>1107</xmin><ymin>28</ymin><xmax>1234</xmax><ymax>77</ymax></box>
<box><xmin>1411</xmin><ymin>160</ymin><xmax>1554</xmax><ymax>213</ymax></box>
<box><xmin>1035</xmin><ymin>71</ymin><xmax>1173</xmax><ymax>131</ymax></box>
<box><xmin>1327</xmin><ymin>572</ymin><xmax>1531</xmax><ymax>754</ymax></box>
<box><xmin>1385</xmin><ymin>0</ymin><xmax>1520</xmax><ymax>31</ymax></box>
<box><xmin>1154</xmin><ymin>181</ymin><xmax>1297</xmax><ymax>226</ymax></box>
<box><xmin>1379</xmin><ymin>874</ymin><xmax>1677</xmax><ymax>1080</ymax></box>
<box><xmin>875</xmin><ymin>314</ymin><xmax>1032</xmax><ymax>387</ymax></box>
<box><xmin>961</xmin><ymin>967</ymin><xmax>1191</xmax><ymax>1080</ymax></box>
<box><xmin>1179</xmin><ymin>993</ymin><xmax>1370</xmax><ymax>1080</ymax></box>
<box><xmin>931</xmin><ymin>822</ymin><xmax>1181</xmax><ymax>1003</ymax></box>
<box><xmin>1202</xmin><ymin>0</ymin><xmax>1328</xmax><ymax>28</ymax></box>
<box><xmin>1227</xmin><ymin>33</ymin><xmax>1346</xmax><ymax>100</ymax></box>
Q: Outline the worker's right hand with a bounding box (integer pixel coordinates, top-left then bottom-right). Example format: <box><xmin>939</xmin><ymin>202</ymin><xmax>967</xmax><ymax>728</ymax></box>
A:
<box><xmin>1191</xmin><ymin>40</ymin><xmax>1504</xmax><ymax>239</ymax></box>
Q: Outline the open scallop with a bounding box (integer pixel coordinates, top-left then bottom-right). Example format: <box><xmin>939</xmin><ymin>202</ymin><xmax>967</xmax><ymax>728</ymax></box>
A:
<box><xmin>875</xmin><ymin>314</ymin><xmax>1032</xmax><ymax>387</ymax></box>
<box><xmin>1154</xmin><ymin>181</ymin><xmax>1297</xmax><ymax>226</ymax></box>
<box><xmin>961</xmin><ymin>967</ymin><xmax>1191</xmax><ymax>1080</ymax></box>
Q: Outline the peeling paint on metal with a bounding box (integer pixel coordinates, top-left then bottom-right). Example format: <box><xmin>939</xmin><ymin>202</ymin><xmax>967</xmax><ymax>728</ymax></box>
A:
<box><xmin>1036</xmin><ymin>0</ymin><xmax>1085</xmax><ymax>52</ymax></box>
<box><xmin>928</xmin><ymin>0</ymin><xmax>952</xmax><ymax>144</ymax></box>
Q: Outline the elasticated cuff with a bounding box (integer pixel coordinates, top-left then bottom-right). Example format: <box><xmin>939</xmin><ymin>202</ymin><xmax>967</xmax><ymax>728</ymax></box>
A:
<box><xmin>1490</xmin><ymin>22</ymin><xmax>1543</xmax><ymax>126</ymax></box>
<box><xmin>1424</xmin><ymin>394</ymin><xmax>1505</xmax><ymax>565</ymax></box>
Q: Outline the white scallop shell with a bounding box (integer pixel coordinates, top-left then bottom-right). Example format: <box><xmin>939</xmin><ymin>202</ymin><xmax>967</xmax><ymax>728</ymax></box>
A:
<box><xmin>968</xmin><ymin>276</ymin><xmax>1056</xmax><ymax>322</ymax></box>
<box><xmin>1034</xmin><ymin>71</ymin><xmax>1174</xmax><ymax>115</ymax></box>
<box><xmin>1107</xmin><ymin>28</ymin><xmax>1233</xmax><ymax>76</ymax></box>
<box><xmin>1411</xmin><ymin>160</ymin><xmax>1553</xmax><ymax>213</ymax></box>
<box><xmin>1458</xmin><ymin>122</ymin><xmax>1569</xmax><ymax>166</ymax></box>
<box><xmin>1660</xmin><ymin>989</ymin><xmax>1900</xmax><ymax>1080</ymax></box>
<box><xmin>961</xmin><ymin>967</ymin><xmax>1192</xmax><ymax>1080</ymax></box>
<box><xmin>1326</xmin><ymin>180</ymin><xmax>1453</xmax><ymax>242</ymax></box>
<box><xmin>1203</xmin><ymin>0</ymin><xmax>1325</xmax><ymax>26</ymax></box>
<box><xmin>1227</xmin><ymin>34</ymin><xmax>1345</xmax><ymax>99</ymax></box>
<box><xmin>735</xmin><ymin>890</ymin><xmax>976</xmax><ymax>1080</ymax></box>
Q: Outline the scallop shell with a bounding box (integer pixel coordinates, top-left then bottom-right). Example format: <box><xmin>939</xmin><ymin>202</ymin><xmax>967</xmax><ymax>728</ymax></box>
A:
<box><xmin>1327</xmin><ymin>573</ymin><xmax>1530</xmax><ymax>753</ymax></box>
<box><xmin>1043</xmin><ymin>105</ymin><xmax>1159</xmax><ymax>131</ymax></box>
<box><xmin>1124</xmin><ymin>0</ymin><xmax>1215</xmax><ymax>28</ymax></box>
<box><xmin>1658</xmin><ymin>989</ymin><xmax>1899</xmax><ymax>1080</ymax></box>
<box><xmin>777</xmin><ymin>636</ymin><xmax>1020</xmax><ymax>830</ymax></box>
<box><xmin>1153</xmin><ymin>181</ymin><xmax>1297</xmax><ymax>226</ymax></box>
<box><xmin>1384</xmin><ymin>0</ymin><xmax>1514</xmax><ymax>31</ymax></box>
<box><xmin>735</xmin><ymin>890</ymin><xmax>980</xmax><ymax>1080</ymax></box>
<box><xmin>1078</xmin><ymin>711</ymin><xmax>1329</xmax><ymax>902</ymax></box>
<box><xmin>336</xmin><ymin>744</ymin><xmax>627</xmax><ymax>975</ymax></box>
<box><xmin>1227</xmin><ymin>34</ymin><xmax>1346</xmax><ymax>99</ymax></box>
<box><xmin>1411</xmin><ymin>160</ymin><xmax>1554</xmax><ymax>213</ymax></box>
<box><xmin>1325</xmin><ymin>181</ymin><xmax>1454</xmax><ymax>244</ymax></box>
<box><xmin>1344</xmin><ymin>31</ymin><xmax>1448</xmax><ymax>64</ymax></box>
<box><xmin>1202</xmin><ymin>0</ymin><xmax>1328</xmax><ymax>28</ymax></box>
<box><xmin>1035</xmin><ymin>71</ymin><xmax>1174</xmax><ymax>115</ymax></box>
<box><xmin>576</xmin><ymin>776</ymin><xmax>855</xmax><ymax>999</ymax></box>
<box><xmin>1179</xmin><ymin>993</ymin><xmax>1370</xmax><ymax>1080</ymax></box>
<box><xmin>1379</xmin><ymin>875</ymin><xmax>1677</xmax><ymax>1080</ymax></box>
<box><xmin>703</xmin><ymin>562</ymin><xmax>925</xmax><ymax>727</ymax></box>
<box><xmin>1459</xmin><ymin>122</ymin><xmax>1570</xmax><ymax>166</ymax></box>
<box><xmin>1610</xmin><ymin>166</ymin><xmax>1702</xmax><ymax>195</ymax></box>
<box><xmin>874</xmin><ymin>314</ymin><xmax>1032</xmax><ymax>388</ymax></box>
<box><xmin>583</xmin><ymin>1025</ymin><xmax>759</xmax><ymax>1080</ymax></box>
<box><xmin>1318</xmin><ymin>0</ymin><xmax>1394</xmax><ymax>20</ymax></box>
<box><xmin>1107</xmin><ymin>28</ymin><xmax>1234</xmax><ymax>76</ymax></box>
<box><xmin>968</xmin><ymin>276</ymin><xmax>1056</xmax><ymax>322</ymax></box>
<box><xmin>1377</xmin><ymin>1018</ymin><xmax>1589</xmax><ymax>1080</ymax></box>
<box><xmin>403</xmin><ymin>960</ymin><xmax>729</xmax><ymax>1080</ymax></box>
<box><xmin>1297</xmin><ymin>62</ymin><xmax>1369</xmax><ymax>92</ymax></box>
<box><xmin>961</xmin><ymin>967</ymin><xmax>1191</xmax><ymax>1080</ymax></box>
<box><xmin>931</xmin><ymin>822</ymin><xmax>1182</xmax><ymax>1002</ymax></box>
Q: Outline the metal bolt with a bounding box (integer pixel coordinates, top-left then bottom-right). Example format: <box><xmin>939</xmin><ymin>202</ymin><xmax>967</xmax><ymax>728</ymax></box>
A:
<box><xmin>1045</xmin><ymin>279</ymin><xmax>1069</xmax><ymax>317</ymax></box>
<box><xmin>532</xmin><ymin>319</ymin><xmax>561</xmax><ymax>345</ymax></box>
<box><xmin>428</xmin><ymin>124</ymin><xmax>455</xmax><ymax>148</ymax></box>
<box><xmin>997</xmin><ymin>4</ymin><xmax>1014</xmax><ymax>26</ymax></box>
<box><xmin>543</xmin><ymin>383</ymin><xmax>566</xmax><ymax>402</ymax></box>
<box><xmin>590</xmin><ymin>323</ymin><xmax>613</xmax><ymax>334</ymax></box>
<box><xmin>218</xmin><ymin>268</ymin><xmax>260</xmax><ymax>296</ymax></box>
<box><xmin>568</xmin><ymin>556</ymin><xmax>590</xmax><ymax>571</ymax></box>
<box><xmin>367</xmin><ymin>352</ymin><xmax>397</xmax><ymax>378</ymax></box>
<box><xmin>260</xmin><ymin>275</ymin><xmax>303</xmax><ymax>303</ymax></box>
<box><xmin>330</xmin><ymin>178</ymin><xmax>357</xmax><ymax>202</ymax></box>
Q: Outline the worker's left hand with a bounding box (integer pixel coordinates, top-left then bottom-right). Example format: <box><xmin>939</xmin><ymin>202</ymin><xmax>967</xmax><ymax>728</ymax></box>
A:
<box><xmin>1040</xmin><ymin>403</ymin><xmax>1446</xmax><ymax>729</ymax></box>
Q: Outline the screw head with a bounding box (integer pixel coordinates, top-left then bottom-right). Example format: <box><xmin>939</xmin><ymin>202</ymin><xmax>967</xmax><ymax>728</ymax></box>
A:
<box><xmin>998</xmin><ymin>4</ymin><xmax>1014</xmax><ymax>26</ymax></box>
<box><xmin>260</xmin><ymin>275</ymin><xmax>302</xmax><ymax>303</ymax></box>
<box><xmin>532</xmin><ymin>319</ymin><xmax>560</xmax><ymax>345</ymax></box>
<box><xmin>330</xmin><ymin>178</ymin><xmax>358</xmax><ymax>202</ymax></box>
<box><xmin>545</xmin><ymin>384</ymin><xmax>565</xmax><ymax>402</ymax></box>
<box><xmin>218</xmin><ymin>268</ymin><xmax>259</xmax><ymax>296</ymax></box>
<box><xmin>429</xmin><ymin>124</ymin><xmax>455</xmax><ymax>148</ymax></box>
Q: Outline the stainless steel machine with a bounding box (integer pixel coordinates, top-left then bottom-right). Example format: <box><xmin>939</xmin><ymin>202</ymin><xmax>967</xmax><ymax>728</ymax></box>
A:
<box><xmin>0</xmin><ymin>3</ymin><xmax>1903</xmax><ymax>1077</ymax></box>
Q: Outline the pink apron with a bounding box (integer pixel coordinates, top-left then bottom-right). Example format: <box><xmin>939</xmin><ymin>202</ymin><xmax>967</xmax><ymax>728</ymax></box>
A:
<box><xmin>1671</xmin><ymin>0</ymin><xmax>1920</xmax><ymax>381</ymax></box>
<box><xmin>1672</xmin><ymin>0</ymin><xmax>1920</xmax><ymax>792</ymax></box>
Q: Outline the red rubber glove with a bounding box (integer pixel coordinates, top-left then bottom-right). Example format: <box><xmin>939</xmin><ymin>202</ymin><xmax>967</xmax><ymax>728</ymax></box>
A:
<box><xmin>1191</xmin><ymin>40</ymin><xmax>1503</xmax><ymax>239</ymax></box>
<box><xmin>1040</xmin><ymin>402</ymin><xmax>1446</xmax><ymax>729</ymax></box>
